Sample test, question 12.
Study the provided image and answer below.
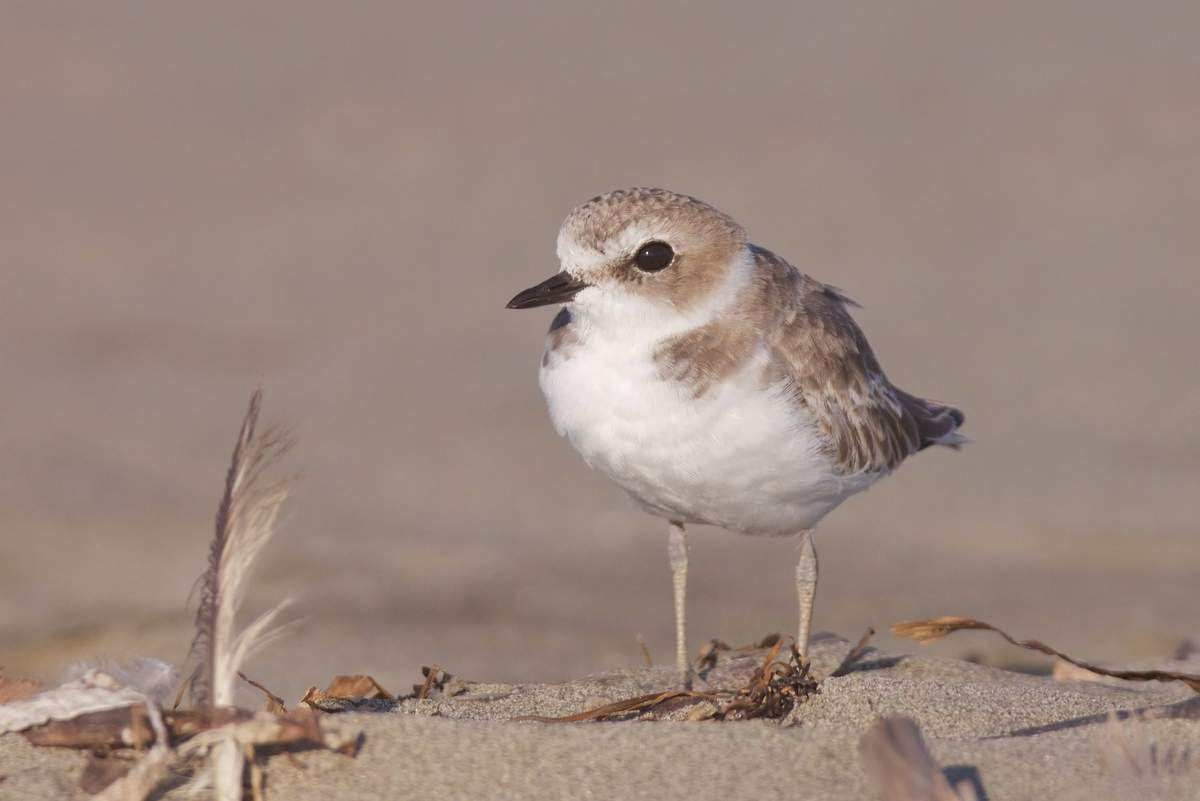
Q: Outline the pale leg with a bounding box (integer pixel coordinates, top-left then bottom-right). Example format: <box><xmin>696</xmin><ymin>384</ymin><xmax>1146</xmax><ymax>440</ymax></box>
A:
<box><xmin>795</xmin><ymin>530</ymin><xmax>818</xmax><ymax>659</ymax></box>
<box><xmin>667</xmin><ymin>521</ymin><xmax>690</xmax><ymax>681</ymax></box>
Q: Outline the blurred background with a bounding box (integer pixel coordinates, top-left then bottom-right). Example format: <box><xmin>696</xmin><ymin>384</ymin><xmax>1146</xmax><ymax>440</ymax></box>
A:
<box><xmin>2</xmin><ymin>1</ymin><xmax>1197</xmax><ymax>704</ymax></box>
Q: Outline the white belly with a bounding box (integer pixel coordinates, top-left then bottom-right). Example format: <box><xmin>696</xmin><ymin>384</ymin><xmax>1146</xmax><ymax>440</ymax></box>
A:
<box><xmin>539</xmin><ymin>333</ymin><xmax>876</xmax><ymax>537</ymax></box>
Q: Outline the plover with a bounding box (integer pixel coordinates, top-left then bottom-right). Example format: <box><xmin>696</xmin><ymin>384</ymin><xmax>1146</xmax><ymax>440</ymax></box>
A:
<box><xmin>507</xmin><ymin>188</ymin><xmax>964</xmax><ymax>680</ymax></box>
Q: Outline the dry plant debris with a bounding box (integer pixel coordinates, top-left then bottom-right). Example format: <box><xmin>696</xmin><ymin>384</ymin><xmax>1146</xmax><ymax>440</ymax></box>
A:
<box><xmin>859</xmin><ymin>716</ymin><xmax>982</xmax><ymax>801</ymax></box>
<box><xmin>515</xmin><ymin>638</ymin><xmax>819</xmax><ymax>723</ymax></box>
<box><xmin>892</xmin><ymin>616</ymin><xmax>1200</xmax><ymax>693</ymax></box>
<box><xmin>0</xmin><ymin>670</ymin><xmax>151</xmax><ymax>736</ymax></box>
<box><xmin>830</xmin><ymin>627</ymin><xmax>877</xmax><ymax>677</ymax></box>
<box><xmin>240</xmin><ymin>672</ymin><xmax>288</xmax><ymax>715</ymax></box>
<box><xmin>325</xmin><ymin>675</ymin><xmax>395</xmax><ymax>701</ymax></box>
<box><xmin>413</xmin><ymin>666</ymin><xmax>456</xmax><ymax>699</ymax></box>
<box><xmin>296</xmin><ymin>673</ymin><xmax>398</xmax><ymax>713</ymax></box>
<box><xmin>3</xmin><ymin>391</ymin><xmax>360</xmax><ymax>800</ymax></box>
<box><xmin>299</xmin><ymin>687</ymin><xmax>360</xmax><ymax>714</ymax></box>
<box><xmin>417</xmin><ymin>664</ymin><xmax>444</xmax><ymax>700</ymax></box>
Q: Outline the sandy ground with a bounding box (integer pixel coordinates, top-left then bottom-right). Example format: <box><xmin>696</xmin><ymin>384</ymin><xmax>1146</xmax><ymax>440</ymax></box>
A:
<box><xmin>3</xmin><ymin>638</ymin><xmax>1199</xmax><ymax>801</ymax></box>
<box><xmin>1</xmin><ymin>2</ymin><xmax>1199</xmax><ymax>797</ymax></box>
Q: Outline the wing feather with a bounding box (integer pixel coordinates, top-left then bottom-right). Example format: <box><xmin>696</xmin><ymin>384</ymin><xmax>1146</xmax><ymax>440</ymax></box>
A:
<box><xmin>753</xmin><ymin>246</ymin><xmax>964</xmax><ymax>474</ymax></box>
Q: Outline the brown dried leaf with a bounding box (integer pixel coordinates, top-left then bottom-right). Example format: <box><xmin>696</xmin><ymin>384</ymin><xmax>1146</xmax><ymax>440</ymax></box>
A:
<box><xmin>239</xmin><ymin>672</ymin><xmax>287</xmax><ymax>714</ymax></box>
<box><xmin>0</xmin><ymin>673</ymin><xmax>41</xmax><ymax>705</ymax></box>
<box><xmin>892</xmin><ymin>616</ymin><xmax>1200</xmax><ymax>694</ymax></box>
<box><xmin>860</xmin><ymin>716</ymin><xmax>978</xmax><ymax>801</ymax></box>
<box><xmin>324</xmin><ymin>675</ymin><xmax>394</xmax><ymax>701</ymax></box>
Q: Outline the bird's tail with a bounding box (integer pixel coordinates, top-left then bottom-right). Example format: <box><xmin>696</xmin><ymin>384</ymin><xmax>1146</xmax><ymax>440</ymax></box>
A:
<box><xmin>896</xmin><ymin>389</ymin><xmax>967</xmax><ymax>450</ymax></box>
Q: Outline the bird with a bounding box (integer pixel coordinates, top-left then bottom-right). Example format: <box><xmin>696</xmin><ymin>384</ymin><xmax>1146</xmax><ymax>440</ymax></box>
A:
<box><xmin>507</xmin><ymin>187</ymin><xmax>965</xmax><ymax>682</ymax></box>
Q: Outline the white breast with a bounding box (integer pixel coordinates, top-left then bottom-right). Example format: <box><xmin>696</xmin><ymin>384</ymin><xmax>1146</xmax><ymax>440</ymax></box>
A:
<box><xmin>538</xmin><ymin>304</ymin><xmax>877</xmax><ymax>537</ymax></box>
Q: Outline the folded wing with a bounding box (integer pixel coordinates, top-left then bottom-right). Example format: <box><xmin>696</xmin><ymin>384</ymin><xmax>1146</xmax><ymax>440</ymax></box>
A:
<box><xmin>754</xmin><ymin>246</ymin><xmax>965</xmax><ymax>475</ymax></box>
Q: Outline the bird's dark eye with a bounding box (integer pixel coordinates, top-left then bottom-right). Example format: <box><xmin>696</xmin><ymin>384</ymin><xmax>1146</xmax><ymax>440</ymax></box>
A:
<box><xmin>634</xmin><ymin>241</ymin><xmax>674</xmax><ymax>272</ymax></box>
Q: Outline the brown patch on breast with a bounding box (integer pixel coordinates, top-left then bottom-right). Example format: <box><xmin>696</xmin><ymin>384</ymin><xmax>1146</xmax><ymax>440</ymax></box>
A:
<box><xmin>654</xmin><ymin>318</ymin><xmax>757</xmax><ymax>398</ymax></box>
<box><xmin>542</xmin><ymin>307</ymin><xmax>578</xmax><ymax>366</ymax></box>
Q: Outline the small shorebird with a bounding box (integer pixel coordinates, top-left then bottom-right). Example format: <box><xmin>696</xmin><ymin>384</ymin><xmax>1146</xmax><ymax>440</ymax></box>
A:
<box><xmin>507</xmin><ymin>188</ymin><xmax>964</xmax><ymax>680</ymax></box>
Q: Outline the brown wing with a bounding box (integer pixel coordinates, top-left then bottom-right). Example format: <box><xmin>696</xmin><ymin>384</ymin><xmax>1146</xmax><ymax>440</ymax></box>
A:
<box><xmin>753</xmin><ymin>246</ymin><xmax>965</xmax><ymax>475</ymax></box>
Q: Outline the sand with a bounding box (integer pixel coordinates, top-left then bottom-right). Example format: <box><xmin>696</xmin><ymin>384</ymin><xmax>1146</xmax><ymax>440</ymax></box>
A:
<box><xmin>3</xmin><ymin>637</ymin><xmax>1198</xmax><ymax>801</ymax></box>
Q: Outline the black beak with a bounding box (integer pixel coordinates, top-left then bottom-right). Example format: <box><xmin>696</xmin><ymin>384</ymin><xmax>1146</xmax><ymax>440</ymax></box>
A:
<box><xmin>505</xmin><ymin>272</ymin><xmax>590</xmax><ymax>309</ymax></box>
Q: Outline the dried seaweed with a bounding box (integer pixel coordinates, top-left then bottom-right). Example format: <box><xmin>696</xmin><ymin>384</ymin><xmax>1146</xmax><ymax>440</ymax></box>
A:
<box><xmin>892</xmin><ymin>616</ymin><xmax>1200</xmax><ymax>693</ymax></box>
<box><xmin>716</xmin><ymin>641</ymin><xmax>817</xmax><ymax>721</ymax></box>
<box><xmin>515</xmin><ymin>639</ymin><xmax>818</xmax><ymax>723</ymax></box>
